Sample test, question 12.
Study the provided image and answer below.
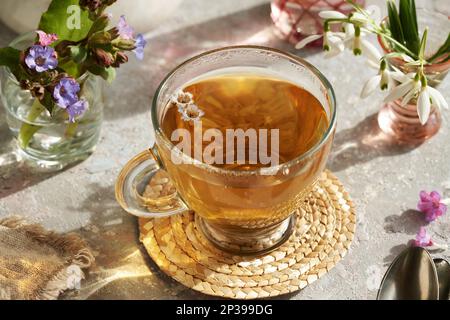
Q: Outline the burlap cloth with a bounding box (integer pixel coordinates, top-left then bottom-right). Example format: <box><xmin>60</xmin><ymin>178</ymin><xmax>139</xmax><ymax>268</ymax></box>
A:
<box><xmin>0</xmin><ymin>217</ymin><xmax>94</xmax><ymax>300</ymax></box>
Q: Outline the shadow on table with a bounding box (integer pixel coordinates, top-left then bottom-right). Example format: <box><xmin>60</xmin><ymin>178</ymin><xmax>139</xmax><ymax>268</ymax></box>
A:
<box><xmin>103</xmin><ymin>2</ymin><xmax>318</xmax><ymax>121</ymax></box>
<box><xmin>63</xmin><ymin>181</ymin><xmax>217</xmax><ymax>300</ymax></box>
<box><xmin>383</xmin><ymin>209</ymin><xmax>431</xmax><ymax>266</ymax></box>
<box><xmin>384</xmin><ymin>209</ymin><xmax>427</xmax><ymax>236</ymax></box>
<box><xmin>383</xmin><ymin>243</ymin><xmax>409</xmax><ymax>266</ymax></box>
<box><xmin>328</xmin><ymin>113</ymin><xmax>420</xmax><ymax>172</ymax></box>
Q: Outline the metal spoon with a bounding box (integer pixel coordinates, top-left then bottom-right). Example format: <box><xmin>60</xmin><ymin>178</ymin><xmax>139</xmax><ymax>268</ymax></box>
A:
<box><xmin>434</xmin><ymin>258</ymin><xmax>450</xmax><ymax>300</ymax></box>
<box><xmin>378</xmin><ymin>247</ymin><xmax>439</xmax><ymax>300</ymax></box>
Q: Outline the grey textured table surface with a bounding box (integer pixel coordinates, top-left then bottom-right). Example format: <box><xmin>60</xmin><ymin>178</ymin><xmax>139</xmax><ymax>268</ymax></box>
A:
<box><xmin>0</xmin><ymin>0</ymin><xmax>449</xmax><ymax>300</ymax></box>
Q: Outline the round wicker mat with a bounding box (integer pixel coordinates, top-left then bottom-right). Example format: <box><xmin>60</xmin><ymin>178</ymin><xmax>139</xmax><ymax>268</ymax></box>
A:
<box><xmin>139</xmin><ymin>170</ymin><xmax>355</xmax><ymax>299</ymax></box>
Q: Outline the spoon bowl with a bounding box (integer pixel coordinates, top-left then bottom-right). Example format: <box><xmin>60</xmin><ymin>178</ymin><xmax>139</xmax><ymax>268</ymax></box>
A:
<box><xmin>378</xmin><ymin>247</ymin><xmax>439</xmax><ymax>300</ymax></box>
<box><xmin>434</xmin><ymin>258</ymin><xmax>450</xmax><ymax>300</ymax></box>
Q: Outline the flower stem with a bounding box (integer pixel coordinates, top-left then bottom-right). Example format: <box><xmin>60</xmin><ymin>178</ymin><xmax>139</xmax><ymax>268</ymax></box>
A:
<box><xmin>65</xmin><ymin>121</ymin><xmax>79</xmax><ymax>138</ymax></box>
<box><xmin>18</xmin><ymin>99</ymin><xmax>44</xmax><ymax>149</ymax></box>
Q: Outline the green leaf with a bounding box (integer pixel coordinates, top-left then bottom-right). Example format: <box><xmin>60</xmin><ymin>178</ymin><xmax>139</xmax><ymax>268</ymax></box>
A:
<box><xmin>399</xmin><ymin>0</ymin><xmax>420</xmax><ymax>54</ymax></box>
<box><xmin>419</xmin><ymin>27</ymin><xmax>428</xmax><ymax>59</ymax></box>
<box><xmin>38</xmin><ymin>0</ymin><xmax>94</xmax><ymax>43</ymax></box>
<box><xmin>59</xmin><ymin>59</ymin><xmax>83</xmax><ymax>78</ymax></box>
<box><xmin>0</xmin><ymin>47</ymin><xmax>21</xmax><ymax>75</ymax></box>
<box><xmin>387</xmin><ymin>0</ymin><xmax>405</xmax><ymax>46</ymax></box>
<box><xmin>70</xmin><ymin>46</ymin><xmax>88</xmax><ymax>63</ymax></box>
<box><xmin>429</xmin><ymin>33</ymin><xmax>450</xmax><ymax>62</ymax></box>
<box><xmin>88</xmin><ymin>14</ymin><xmax>110</xmax><ymax>36</ymax></box>
<box><xmin>409</xmin><ymin>0</ymin><xmax>418</xmax><ymax>34</ymax></box>
<box><xmin>87</xmin><ymin>65</ymin><xmax>115</xmax><ymax>83</ymax></box>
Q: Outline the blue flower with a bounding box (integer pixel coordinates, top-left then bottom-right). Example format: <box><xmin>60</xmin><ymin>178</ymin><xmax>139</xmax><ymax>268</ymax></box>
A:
<box><xmin>25</xmin><ymin>45</ymin><xmax>58</xmax><ymax>73</ymax></box>
<box><xmin>133</xmin><ymin>34</ymin><xmax>147</xmax><ymax>60</ymax></box>
<box><xmin>53</xmin><ymin>77</ymin><xmax>88</xmax><ymax>122</ymax></box>
<box><xmin>66</xmin><ymin>99</ymin><xmax>89</xmax><ymax>123</ymax></box>
<box><xmin>116</xmin><ymin>15</ymin><xmax>147</xmax><ymax>60</ymax></box>
<box><xmin>53</xmin><ymin>77</ymin><xmax>80</xmax><ymax>108</ymax></box>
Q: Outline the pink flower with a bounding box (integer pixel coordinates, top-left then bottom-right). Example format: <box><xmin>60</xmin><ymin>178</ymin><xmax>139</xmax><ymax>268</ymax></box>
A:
<box><xmin>414</xmin><ymin>227</ymin><xmax>433</xmax><ymax>247</ymax></box>
<box><xmin>117</xmin><ymin>15</ymin><xmax>134</xmax><ymax>40</ymax></box>
<box><xmin>36</xmin><ymin>30</ymin><xmax>58</xmax><ymax>46</ymax></box>
<box><xmin>417</xmin><ymin>190</ymin><xmax>447</xmax><ymax>222</ymax></box>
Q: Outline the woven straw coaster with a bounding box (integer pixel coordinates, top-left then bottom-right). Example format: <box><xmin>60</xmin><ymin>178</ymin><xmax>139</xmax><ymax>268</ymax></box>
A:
<box><xmin>138</xmin><ymin>170</ymin><xmax>355</xmax><ymax>299</ymax></box>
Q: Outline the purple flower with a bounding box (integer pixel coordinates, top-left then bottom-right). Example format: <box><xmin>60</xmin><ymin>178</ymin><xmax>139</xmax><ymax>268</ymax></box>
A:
<box><xmin>53</xmin><ymin>78</ymin><xmax>80</xmax><ymax>108</ymax></box>
<box><xmin>417</xmin><ymin>191</ymin><xmax>447</xmax><ymax>222</ymax></box>
<box><xmin>25</xmin><ymin>45</ymin><xmax>58</xmax><ymax>72</ymax></box>
<box><xmin>116</xmin><ymin>15</ymin><xmax>147</xmax><ymax>60</ymax></box>
<box><xmin>117</xmin><ymin>15</ymin><xmax>134</xmax><ymax>40</ymax></box>
<box><xmin>53</xmin><ymin>77</ymin><xmax>88</xmax><ymax>122</ymax></box>
<box><xmin>66</xmin><ymin>99</ymin><xmax>89</xmax><ymax>123</ymax></box>
<box><xmin>36</xmin><ymin>30</ymin><xmax>58</xmax><ymax>46</ymax></box>
<box><xmin>414</xmin><ymin>227</ymin><xmax>433</xmax><ymax>247</ymax></box>
<box><xmin>133</xmin><ymin>34</ymin><xmax>147</xmax><ymax>60</ymax></box>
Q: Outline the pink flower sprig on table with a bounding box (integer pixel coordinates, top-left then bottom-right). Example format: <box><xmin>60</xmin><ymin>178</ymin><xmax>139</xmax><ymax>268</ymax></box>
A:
<box><xmin>414</xmin><ymin>227</ymin><xmax>433</xmax><ymax>247</ymax></box>
<box><xmin>417</xmin><ymin>190</ymin><xmax>447</xmax><ymax>222</ymax></box>
<box><xmin>413</xmin><ymin>227</ymin><xmax>448</xmax><ymax>250</ymax></box>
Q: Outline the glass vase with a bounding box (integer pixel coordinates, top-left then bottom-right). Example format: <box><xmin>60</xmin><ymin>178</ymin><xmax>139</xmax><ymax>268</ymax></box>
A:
<box><xmin>271</xmin><ymin>0</ymin><xmax>365</xmax><ymax>45</ymax></box>
<box><xmin>0</xmin><ymin>68</ymin><xmax>104</xmax><ymax>170</ymax></box>
<box><xmin>0</xmin><ymin>32</ymin><xmax>104</xmax><ymax>171</ymax></box>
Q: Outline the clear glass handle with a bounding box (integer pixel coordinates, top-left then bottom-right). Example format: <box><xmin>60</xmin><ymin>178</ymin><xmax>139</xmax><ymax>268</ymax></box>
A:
<box><xmin>115</xmin><ymin>148</ymin><xmax>188</xmax><ymax>218</ymax></box>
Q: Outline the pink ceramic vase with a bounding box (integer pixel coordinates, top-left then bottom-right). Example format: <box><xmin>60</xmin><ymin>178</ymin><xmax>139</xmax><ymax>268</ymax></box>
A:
<box><xmin>377</xmin><ymin>9</ymin><xmax>450</xmax><ymax>145</ymax></box>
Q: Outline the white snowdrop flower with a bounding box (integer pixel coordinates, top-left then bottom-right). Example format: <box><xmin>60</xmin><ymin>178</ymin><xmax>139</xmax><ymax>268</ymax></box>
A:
<box><xmin>361</xmin><ymin>74</ymin><xmax>382</xmax><ymax>98</ymax></box>
<box><xmin>380</xmin><ymin>69</ymin><xmax>390</xmax><ymax>90</ymax></box>
<box><xmin>295</xmin><ymin>34</ymin><xmax>322</xmax><ymax>49</ymax></box>
<box><xmin>417</xmin><ymin>86</ymin><xmax>431</xmax><ymax>125</ymax></box>
<box><xmin>383</xmin><ymin>77</ymin><xmax>419</xmax><ymax>103</ymax></box>
<box><xmin>323</xmin><ymin>31</ymin><xmax>345</xmax><ymax>58</ymax></box>
<box><xmin>360</xmin><ymin>39</ymin><xmax>382</xmax><ymax>67</ymax></box>
<box><xmin>428</xmin><ymin>86</ymin><xmax>449</xmax><ymax>110</ymax></box>
<box><xmin>350</xmin><ymin>12</ymin><xmax>369</xmax><ymax>25</ymax></box>
<box><xmin>319</xmin><ymin>10</ymin><xmax>348</xmax><ymax>20</ymax></box>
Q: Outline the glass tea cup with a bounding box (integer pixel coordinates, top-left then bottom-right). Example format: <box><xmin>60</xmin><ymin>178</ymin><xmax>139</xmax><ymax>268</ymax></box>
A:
<box><xmin>115</xmin><ymin>46</ymin><xmax>336</xmax><ymax>255</ymax></box>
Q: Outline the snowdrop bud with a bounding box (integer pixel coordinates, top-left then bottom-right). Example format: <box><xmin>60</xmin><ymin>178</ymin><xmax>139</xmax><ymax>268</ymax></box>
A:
<box><xmin>353</xmin><ymin>26</ymin><xmax>362</xmax><ymax>55</ymax></box>
<box><xmin>319</xmin><ymin>10</ymin><xmax>348</xmax><ymax>20</ymax></box>
<box><xmin>350</xmin><ymin>12</ymin><xmax>368</xmax><ymax>25</ymax></box>
<box><xmin>380</xmin><ymin>70</ymin><xmax>389</xmax><ymax>90</ymax></box>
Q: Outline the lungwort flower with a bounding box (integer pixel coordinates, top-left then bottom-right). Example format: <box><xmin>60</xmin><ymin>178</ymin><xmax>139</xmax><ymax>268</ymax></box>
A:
<box><xmin>65</xmin><ymin>99</ymin><xmax>89</xmax><ymax>123</ymax></box>
<box><xmin>417</xmin><ymin>190</ymin><xmax>447</xmax><ymax>222</ymax></box>
<box><xmin>117</xmin><ymin>15</ymin><xmax>134</xmax><ymax>40</ymax></box>
<box><xmin>414</xmin><ymin>227</ymin><xmax>433</xmax><ymax>247</ymax></box>
<box><xmin>25</xmin><ymin>45</ymin><xmax>58</xmax><ymax>72</ymax></box>
<box><xmin>36</xmin><ymin>30</ymin><xmax>58</xmax><ymax>46</ymax></box>
<box><xmin>414</xmin><ymin>227</ymin><xmax>448</xmax><ymax>250</ymax></box>
<box><xmin>53</xmin><ymin>78</ymin><xmax>80</xmax><ymax>107</ymax></box>
<box><xmin>53</xmin><ymin>77</ymin><xmax>89</xmax><ymax>122</ymax></box>
<box><xmin>116</xmin><ymin>15</ymin><xmax>147</xmax><ymax>60</ymax></box>
<box><xmin>133</xmin><ymin>34</ymin><xmax>147</xmax><ymax>61</ymax></box>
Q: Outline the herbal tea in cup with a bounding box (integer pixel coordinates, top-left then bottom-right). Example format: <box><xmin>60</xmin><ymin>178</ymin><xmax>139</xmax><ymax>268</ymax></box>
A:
<box><xmin>116</xmin><ymin>46</ymin><xmax>336</xmax><ymax>254</ymax></box>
